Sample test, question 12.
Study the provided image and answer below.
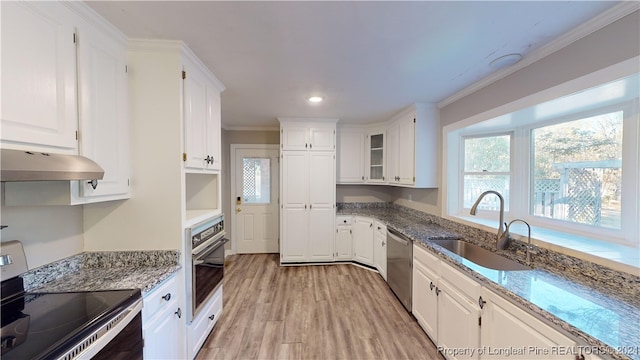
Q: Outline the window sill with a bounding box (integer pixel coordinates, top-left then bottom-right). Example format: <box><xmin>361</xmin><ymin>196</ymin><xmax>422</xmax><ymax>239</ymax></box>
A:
<box><xmin>451</xmin><ymin>215</ymin><xmax>640</xmax><ymax>276</ymax></box>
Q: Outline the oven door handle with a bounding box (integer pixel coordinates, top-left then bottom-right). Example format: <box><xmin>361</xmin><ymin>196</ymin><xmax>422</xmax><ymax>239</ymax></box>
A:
<box><xmin>194</xmin><ymin>237</ymin><xmax>229</xmax><ymax>258</ymax></box>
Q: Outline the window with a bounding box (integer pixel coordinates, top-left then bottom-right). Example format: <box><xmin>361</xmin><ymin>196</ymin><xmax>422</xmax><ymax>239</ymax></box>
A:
<box><xmin>445</xmin><ymin>72</ymin><xmax>639</xmax><ymax>251</ymax></box>
<box><xmin>531</xmin><ymin>111</ymin><xmax>623</xmax><ymax>229</ymax></box>
<box><xmin>242</xmin><ymin>158</ymin><xmax>271</xmax><ymax>204</ymax></box>
<box><xmin>462</xmin><ymin>134</ymin><xmax>511</xmax><ymax>211</ymax></box>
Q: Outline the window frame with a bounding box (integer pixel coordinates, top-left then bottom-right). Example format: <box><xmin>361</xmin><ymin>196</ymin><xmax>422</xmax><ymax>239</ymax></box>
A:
<box><xmin>519</xmin><ymin>102</ymin><xmax>635</xmax><ymax>244</ymax></box>
<box><xmin>460</xmin><ymin>132</ymin><xmax>514</xmax><ymax>214</ymax></box>
<box><xmin>445</xmin><ymin>74</ymin><xmax>639</xmax><ymax>250</ymax></box>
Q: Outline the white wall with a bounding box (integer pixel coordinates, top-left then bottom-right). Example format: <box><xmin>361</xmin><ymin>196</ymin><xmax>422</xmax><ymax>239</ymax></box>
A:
<box><xmin>0</xmin><ymin>184</ymin><xmax>83</xmax><ymax>269</ymax></box>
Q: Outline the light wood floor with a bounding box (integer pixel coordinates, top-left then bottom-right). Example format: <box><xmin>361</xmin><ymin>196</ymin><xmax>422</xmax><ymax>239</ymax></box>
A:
<box><xmin>196</xmin><ymin>254</ymin><xmax>443</xmax><ymax>360</ymax></box>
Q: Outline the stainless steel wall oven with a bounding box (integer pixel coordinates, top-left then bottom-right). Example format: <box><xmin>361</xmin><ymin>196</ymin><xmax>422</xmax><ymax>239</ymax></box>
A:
<box><xmin>185</xmin><ymin>215</ymin><xmax>227</xmax><ymax>324</ymax></box>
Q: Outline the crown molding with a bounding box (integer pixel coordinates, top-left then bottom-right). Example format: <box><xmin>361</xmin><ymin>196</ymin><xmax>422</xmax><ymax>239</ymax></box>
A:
<box><xmin>222</xmin><ymin>125</ymin><xmax>280</xmax><ymax>132</ymax></box>
<box><xmin>438</xmin><ymin>2</ymin><xmax>640</xmax><ymax>109</ymax></box>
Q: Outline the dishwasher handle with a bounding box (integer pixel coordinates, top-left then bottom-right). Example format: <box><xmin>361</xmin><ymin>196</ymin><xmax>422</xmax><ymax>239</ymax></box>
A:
<box><xmin>387</xmin><ymin>228</ymin><xmax>411</xmax><ymax>246</ymax></box>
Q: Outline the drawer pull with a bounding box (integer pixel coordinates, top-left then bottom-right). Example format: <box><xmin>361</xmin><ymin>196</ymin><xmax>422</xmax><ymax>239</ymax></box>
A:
<box><xmin>209</xmin><ymin>314</ymin><xmax>215</xmax><ymax>321</ymax></box>
<box><xmin>175</xmin><ymin>307</ymin><xmax>182</xmax><ymax>318</ymax></box>
<box><xmin>162</xmin><ymin>293</ymin><xmax>171</xmax><ymax>301</ymax></box>
<box><xmin>429</xmin><ymin>282</ymin><xmax>435</xmax><ymax>291</ymax></box>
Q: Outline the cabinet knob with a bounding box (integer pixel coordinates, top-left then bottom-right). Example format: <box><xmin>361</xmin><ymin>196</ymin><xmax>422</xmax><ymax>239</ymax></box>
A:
<box><xmin>209</xmin><ymin>314</ymin><xmax>215</xmax><ymax>321</ymax></box>
<box><xmin>162</xmin><ymin>293</ymin><xmax>171</xmax><ymax>301</ymax></box>
<box><xmin>343</xmin><ymin>220</ymin><xmax>347</xmax><ymax>223</ymax></box>
<box><xmin>175</xmin><ymin>307</ymin><xmax>182</xmax><ymax>318</ymax></box>
<box><xmin>435</xmin><ymin>287</ymin><xmax>441</xmax><ymax>296</ymax></box>
<box><xmin>478</xmin><ymin>296</ymin><xmax>487</xmax><ymax>309</ymax></box>
<box><xmin>381</xmin><ymin>241</ymin><xmax>385</xmax><ymax>247</ymax></box>
<box><xmin>430</xmin><ymin>282</ymin><xmax>435</xmax><ymax>291</ymax></box>
<box><xmin>87</xmin><ymin>179</ymin><xmax>98</xmax><ymax>190</ymax></box>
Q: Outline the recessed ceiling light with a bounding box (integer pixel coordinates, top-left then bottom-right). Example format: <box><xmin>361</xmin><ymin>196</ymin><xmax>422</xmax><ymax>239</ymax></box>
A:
<box><xmin>308</xmin><ymin>96</ymin><xmax>323</xmax><ymax>103</ymax></box>
<box><xmin>489</xmin><ymin>53</ymin><xmax>523</xmax><ymax>69</ymax></box>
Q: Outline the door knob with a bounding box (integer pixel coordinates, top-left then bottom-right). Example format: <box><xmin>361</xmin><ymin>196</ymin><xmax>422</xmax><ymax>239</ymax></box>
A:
<box><xmin>236</xmin><ymin>208</ymin><xmax>242</xmax><ymax>213</ymax></box>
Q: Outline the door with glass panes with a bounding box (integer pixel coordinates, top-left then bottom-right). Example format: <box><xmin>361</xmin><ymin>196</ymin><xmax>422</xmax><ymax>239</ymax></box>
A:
<box><xmin>233</xmin><ymin>147</ymin><xmax>280</xmax><ymax>253</ymax></box>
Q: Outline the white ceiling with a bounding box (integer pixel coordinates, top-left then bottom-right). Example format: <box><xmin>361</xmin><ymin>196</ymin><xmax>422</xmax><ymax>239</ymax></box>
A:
<box><xmin>86</xmin><ymin>1</ymin><xmax>620</xmax><ymax>129</ymax></box>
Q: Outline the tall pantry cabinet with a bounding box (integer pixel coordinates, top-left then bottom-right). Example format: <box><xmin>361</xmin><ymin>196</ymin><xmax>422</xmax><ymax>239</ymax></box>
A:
<box><xmin>279</xmin><ymin>119</ymin><xmax>338</xmax><ymax>263</ymax></box>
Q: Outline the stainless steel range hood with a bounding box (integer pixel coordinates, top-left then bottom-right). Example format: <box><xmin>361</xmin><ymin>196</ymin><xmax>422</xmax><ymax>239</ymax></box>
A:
<box><xmin>0</xmin><ymin>149</ymin><xmax>104</xmax><ymax>182</ymax></box>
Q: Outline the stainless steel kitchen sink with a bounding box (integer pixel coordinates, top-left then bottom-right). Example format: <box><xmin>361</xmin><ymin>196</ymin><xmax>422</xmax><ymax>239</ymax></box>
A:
<box><xmin>431</xmin><ymin>239</ymin><xmax>531</xmax><ymax>271</ymax></box>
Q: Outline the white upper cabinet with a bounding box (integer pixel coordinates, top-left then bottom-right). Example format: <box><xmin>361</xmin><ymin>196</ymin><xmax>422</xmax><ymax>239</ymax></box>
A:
<box><xmin>183</xmin><ymin>53</ymin><xmax>224</xmax><ymax>172</ymax></box>
<box><xmin>365</xmin><ymin>130</ymin><xmax>386</xmax><ymax>183</ymax></box>
<box><xmin>280</xmin><ymin>119</ymin><xmax>336</xmax><ymax>151</ymax></box>
<box><xmin>335</xmin><ymin>103</ymin><xmax>439</xmax><ymax>188</ymax></box>
<box><xmin>336</xmin><ymin>129</ymin><xmax>366</xmax><ymax>184</ymax></box>
<box><xmin>387</xmin><ymin>104</ymin><xmax>437</xmax><ymax>187</ymax></box>
<box><xmin>2</xmin><ymin>2</ymin><xmax>131</xmax><ymax>204</ymax></box>
<box><xmin>76</xmin><ymin>12</ymin><xmax>130</xmax><ymax>201</ymax></box>
<box><xmin>1</xmin><ymin>1</ymin><xmax>78</xmax><ymax>152</ymax></box>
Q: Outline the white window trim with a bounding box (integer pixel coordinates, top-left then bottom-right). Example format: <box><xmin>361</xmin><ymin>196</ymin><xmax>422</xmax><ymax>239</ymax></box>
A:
<box><xmin>442</xmin><ymin>57</ymin><xmax>640</xmax><ymax>273</ymax></box>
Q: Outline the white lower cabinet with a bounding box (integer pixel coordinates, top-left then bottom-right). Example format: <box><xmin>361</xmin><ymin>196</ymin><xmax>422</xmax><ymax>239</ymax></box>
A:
<box><xmin>373</xmin><ymin>221</ymin><xmax>387</xmax><ymax>280</ymax></box>
<box><xmin>335</xmin><ymin>216</ymin><xmax>353</xmax><ymax>260</ymax></box>
<box><xmin>353</xmin><ymin>216</ymin><xmax>374</xmax><ymax>265</ymax></box>
<box><xmin>188</xmin><ymin>285</ymin><xmax>223</xmax><ymax>359</ymax></box>
<box><xmin>412</xmin><ymin>245</ymin><xmax>440</xmax><ymax>342</ymax></box>
<box><xmin>142</xmin><ymin>275</ymin><xmax>183</xmax><ymax>359</ymax></box>
<box><xmin>412</xmin><ymin>244</ymin><xmax>580</xmax><ymax>360</ymax></box>
<box><xmin>480</xmin><ymin>288</ymin><xmax>576</xmax><ymax>360</ymax></box>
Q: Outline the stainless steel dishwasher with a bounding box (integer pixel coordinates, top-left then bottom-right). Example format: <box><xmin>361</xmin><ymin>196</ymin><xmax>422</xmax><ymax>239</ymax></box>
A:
<box><xmin>386</xmin><ymin>227</ymin><xmax>412</xmax><ymax>312</ymax></box>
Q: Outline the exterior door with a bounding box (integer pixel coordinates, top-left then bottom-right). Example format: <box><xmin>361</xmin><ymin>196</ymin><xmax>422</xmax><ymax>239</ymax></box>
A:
<box><xmin>233</xmin><ymin>146</ymin><xmax>280</xmax><ymax>253</ymax></box>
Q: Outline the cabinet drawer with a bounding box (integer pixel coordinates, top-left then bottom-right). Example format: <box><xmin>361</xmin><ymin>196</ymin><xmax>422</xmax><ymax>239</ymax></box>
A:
<box><xmin>143</xmin><ymin>275</ymin><xmax>179</xmax><ymax>321</ymax></box>
<box><xmin>440</xmin><ymin>261</ymin><xmax>481</xmax><ymax>301</ymax></box>
<box><xmin>188</xmin><ymin>286</ymin><xmax>223</xmax><ymax>358</ymax></box>
<box><xmin>336</xmin><ymin>216</ymin><xmax>353</xmax><ymax>225</ymax></box>
<box><xmin>413</xmin><ymin>244</ymin><xmax>440</xmax><ymax>275</ymax></box>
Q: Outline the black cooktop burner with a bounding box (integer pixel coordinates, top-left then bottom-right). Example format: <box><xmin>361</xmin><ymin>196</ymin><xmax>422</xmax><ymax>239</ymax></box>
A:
<box><xmin>0</xmin><ymin>289</ymin><xmax>140</xmax><ymax>360</ymax></box>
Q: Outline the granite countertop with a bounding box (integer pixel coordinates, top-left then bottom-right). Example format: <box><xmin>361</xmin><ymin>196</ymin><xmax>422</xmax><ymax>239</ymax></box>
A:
<box><xmin>338</xmin><ymin>206</ymin><xmax>640</xmax><ymax>360</ymax></box>
<box><xmin>22</xmin><ymin>250</ymin><xmax>181</xmax><ymax>296</ymax></box>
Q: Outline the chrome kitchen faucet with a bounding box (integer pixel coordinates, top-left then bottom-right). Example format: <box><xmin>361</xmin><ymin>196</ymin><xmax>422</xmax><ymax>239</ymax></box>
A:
<box><xmin>469</xmin><ymin>190</ymin><xmax>508</xmax><ymax>250</ymax></box>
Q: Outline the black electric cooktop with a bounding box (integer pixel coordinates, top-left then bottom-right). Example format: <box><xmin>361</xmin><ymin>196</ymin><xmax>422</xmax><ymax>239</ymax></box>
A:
<box><xmin>0</xmin><ymin>288</ymin><xmax>141</xmax><ymax>360</ymax></box>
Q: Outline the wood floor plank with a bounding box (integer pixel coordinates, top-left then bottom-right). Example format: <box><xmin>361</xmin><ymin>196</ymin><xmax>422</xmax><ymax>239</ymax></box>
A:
<box><xmin>196</xmin><ymin>254</ymin><xmax>444</xmax><ymax>360</ymax></box>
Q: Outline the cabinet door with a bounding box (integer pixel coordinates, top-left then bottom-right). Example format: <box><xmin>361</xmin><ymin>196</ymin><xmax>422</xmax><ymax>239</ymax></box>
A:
<box><xmin>281</xmin><ymin>152</ymin><xmax>308</xmax><ymax>206</ymax></box>
<box><xmin>337</xmin><ymin>131</ymin><xmax>365</xmax><ymax>183</ymax></box>
<box><xmin>438</xmin><ymin>280</ymin><xmax>480</xmax><ymax>360</ymax></box>
<box><xmin>335</xmin><ymin>226</ymin><xmax>353</xmax><ymax>260</ymax></box>
<box><xmin>308</xmin><ymin>127</ymin><xmax>334</xmax><ymax>151</ymax></box>
<box><xmin>1</xmin><ymin>1</ymin><xmax>78</xmax><ymax>151</ymax></box>
<box><xmin>309</xmin><ymin>207</ymin><xmax>335</xmax><ymax>261</ymax></box>
<box><xmin>282</xmin><ymin>127</ymin><xmax>309</xmax><ymax>150</ymax></box>
<box><xmin>366</xmin><ymin>132</ymin><xmax>386</xmax><ymax>183</ymax></box>
<box><xmin>77</xmin><ymin>20</ymin><xmax>130</xmax><ymax>200</ymax></box>
<box><xmin>143</xmin><ymin>303</ymin><xmax>182</xmax><ymax>359</ymax></box>
<box><xmin>183</xmin><ymin>63</ymin><xmax>208</xmax><ymax>169</ymax></box>
<box><xmin>308</xmin><ymin>152</ymin><xmax>335</xmax><ymax>207</ymax></box>
<box><xmin>386</xmin><ymin>124</ymin><xmax>399</xmax><ymax>184</ymax></box>
<box><xmin>205</xmin><ymin>87</ymin><xmax>221</xmax><ymax>171</ymax></box>
<box><xmin>281</xmin><ymin>207</ymin><xmax>308</xmax><ymax>261</ymax></box>
<box><xmin>397</xmin><ymin>114</ymin><xmax>415</xmax><ymax>185</ymax></box>
<box><xmin>412</xmin><ymin>259</ymin><xmax>439</xmax><ymax>342</ymax></box>
<box><xmin>353</xmin><ymin>217</ymin><xmax>374</xmax><ymax>265</ymax></box>
<box><xmin>373</xmin><ymin>222</ymin><xmax>387</xmax><ymax>280</ymax></box>
<box><xmin>480</xmin><ymin>288</ymin><xmax>576</xmax><ymax>359</ymax></box>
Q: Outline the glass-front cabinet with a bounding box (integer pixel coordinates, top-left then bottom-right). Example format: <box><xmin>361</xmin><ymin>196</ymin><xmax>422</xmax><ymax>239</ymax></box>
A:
<box><xmin>367</xmin><ymin>131</ymin><xmax>385</xmax><ymax>183</ymax></box>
